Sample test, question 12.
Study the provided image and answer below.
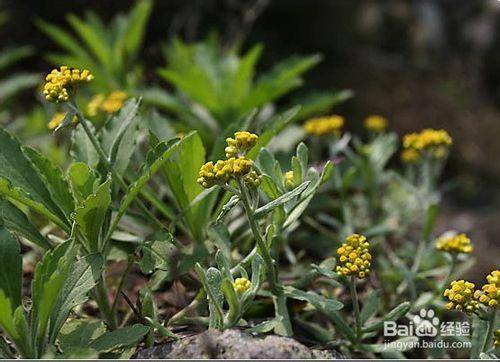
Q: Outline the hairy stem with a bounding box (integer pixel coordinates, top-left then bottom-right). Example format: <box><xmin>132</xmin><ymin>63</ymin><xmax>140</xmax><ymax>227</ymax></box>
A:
<box><xmin>236</xmin><ymin>178</ymin><xmax>292</xmax><ymax>336</ymax></box>
<box><xmin>350</xmin><ymin>276</ymin><xmax>361</xmax><ymax>342</ymax></box>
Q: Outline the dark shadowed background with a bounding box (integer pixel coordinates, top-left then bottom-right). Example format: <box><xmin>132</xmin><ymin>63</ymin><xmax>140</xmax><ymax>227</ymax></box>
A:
<box><xmin>2</xmin><ymin>0</ymin><xmax>499</xmax><ymax>278</ymax></box>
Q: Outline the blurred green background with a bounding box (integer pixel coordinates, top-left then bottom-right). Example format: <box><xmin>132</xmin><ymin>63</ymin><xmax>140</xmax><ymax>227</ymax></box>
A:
<box><xmin>1</xmin><ymin>0</ymin><xmax>499</xmax><ymax>277</ymax></box>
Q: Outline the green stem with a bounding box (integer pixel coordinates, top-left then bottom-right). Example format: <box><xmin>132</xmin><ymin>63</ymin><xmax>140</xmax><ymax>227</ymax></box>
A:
<box><xmin>95</xmin><ymin>277</ymin><xmax>117</xmax><ymax>330</ymax></box>
<box><xmin>236</xmin><ymin>178</ymin><xmax>292</xmax><ymax>336</ymax></box>
<box><xmin>349</xmin><ymin>276</ymin><xmax>362</xmax><ymax>342</ymax></box>
<box><xmin>482</xmin><ymin>310</ymin><xmax>497</xmax><ymax>353</ymax></box>
<box><xmin>441</xmin><ymin>253</ymin><xmax>457</xmax><ymax>292</ymax></box>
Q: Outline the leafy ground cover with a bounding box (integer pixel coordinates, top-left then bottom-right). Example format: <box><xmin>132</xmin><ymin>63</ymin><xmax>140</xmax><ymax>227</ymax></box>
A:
<box><xmin>0</xmin><ymin>1</ymin><xmax>498</xmax><ymax>359</ymax></box>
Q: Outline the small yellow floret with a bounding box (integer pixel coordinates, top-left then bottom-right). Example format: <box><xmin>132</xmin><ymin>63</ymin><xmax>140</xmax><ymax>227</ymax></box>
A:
<box><xmin>474</xmin><ymin>270</ymin><xmax>499</xmax><ymax>309</ymax></box>
<box><xmin>303</xmin><ymin>115</ymin><xmax>344</xmax><ymax>136</ymax></box>
<box><xmin>47</xmin><ymin>112</ymin><xmax>78</xmax><ymax>130</ymax></box>
<box><xmin>400</xmin><ymin>148</ymin><xmax>420</xmax><ymax>164</ymax></box>
<box><xmin>335</xmin><ymin>234</ymin><xmax>371</xmax><ymax>279</ymax></box>
<box><xmin>443</xmin><ymin>280</ymin><xmax>478</xmax><ymax>313</ymax></box>
<box><xmin>244</xmin><ymin>171</ymin><xmax>262</xmax><ymax>188</ymax></box>
<box><xmin>225</xmin><ymin>131</ymin><xmax>258</xmax><ymax>158</ymax></box>
<box><xmin>87</xmin><ymin>91</ymin><xmax>128</xmax><ymax>116</ymax></box>
<box><xmin>284</xmin><ymin>171</ymin><xmax>295</xmax><ymax>190</ymax></box>
<box><xmin>364</xmin><ymin>115</ymin><xmax>388</xmax><ymax>132</ymax></box>
<box><xmin>233</xmin><ymin>277</ymin><xmax>251</xmax><ymax>293</ymax></box>
<box><xmin>43</xmin><ymin>66</ymin><xmax>93</xmax><ymax>103</ymax></box>
<box><xmin>436</xmin><ymin>233</ymin><xmax>473</xmax><ymax>254</ymax></box>
<box><xmin>197</xmin><ymin>157</ymin><xmax>253</xmax><ymax>188</ymax></box>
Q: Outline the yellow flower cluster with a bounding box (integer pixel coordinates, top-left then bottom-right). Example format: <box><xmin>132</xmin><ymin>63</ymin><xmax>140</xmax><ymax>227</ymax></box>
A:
<box><xmin>284</xmin><ymin>171</ymin><xmax>295</xmax><ymax>190</ymax></box>
<box><xmin>444</xmin><ymin>280</ymin><xmax>478</xmax><ymax>313</ymax></box>
<box><xmin>400</xmin><ymin>148</ymin><xmax>420</xmax><ymax>164</ymax></box>
<box><xmin>494</xmin><ymin>329</ymin><xmax>500</xmax><ymax>347</ymax></box>
<box><xmin>198</xmin><ymin>132</ymin><xmax>258</xmax><ymax>189</ymax></box>
<box><xmin>474</xmin><ymin>270</ymin><xmax>499</xmax><ymax>308</ymax></box>
<box><xmin>87</xmin><ymin>91</ymin><xmax>128</xmax><ymax>116</ymax></box>
<box><xmin>233</xmin><ymin>277</ymin><xmax>252</xmax><ymax>293</ymax></box>
<box><xmin>364</xmin><ymin>115</ymin><xmax>388</xmax><ymax>132</ymax></box>
<box><xmin>335</xmin><ymin>234</ymin><xmax>372</xmax><ymax>279</ymax></box>
<box><xmin>244</xmin><ymin>171</ymin><xmax>262</xmax><ymax>188</ymax></box>
<box><xmin>403</xmin><ymin>128</ymin><xmax>452</xmax><ymax>155</ymax></box>
<box><xmin>43</xmin><ymin>66</ymin><xmax>93</xmax><ymax>103</ymax></box>
<box><xmin>225</xmin><ymin>131</ymin><xmax>258</xmax><ymax>158</ymax></box>
<box><xmin>47</xmin><ymin>112</ymin><xmax>78</xmax><ymax>130</ymax></box>
<box><xmin>436</xmin><ymin>233</ymin><xmax>473</xmax><ymax>254</ymax></box>
<box><xmin>303</xmin><ymin>115</ymin><xmax>344</xmax><ymax>136</ymax></box>
<box><xmin>197</xmin><ymin>157</ymin><xmax>253</xmax><ymax>188</ymax></box>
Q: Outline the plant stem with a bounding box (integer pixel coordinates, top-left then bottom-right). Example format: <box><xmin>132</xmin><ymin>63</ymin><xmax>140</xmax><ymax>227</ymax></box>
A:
<box><xmin>95</xmin><ymin>277</ymin><xmax>117</xmax><ymax>330</ymax></box>
<box><xmin>236</xmin><ymin>178</ymin><xmax>292</xmax><ymax>336</ymax></box>
<box><xmin>349</xmin><ymin>275</ymin><xmax>362</xmax><ymax>343</ymax></box>
<box><xmin>441</xmin><ymin>253</ymin><xmax>457</xmax><ymax>292</ymax></box>
<box><xmin>482</xmin><ymin>310</ymin><xmax>497</xmax><ymax>353</ymax></box>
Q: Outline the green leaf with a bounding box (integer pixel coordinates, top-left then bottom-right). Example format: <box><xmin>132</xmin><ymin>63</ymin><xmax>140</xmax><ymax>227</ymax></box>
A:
<box><xmin>30</xmin><ymin>240</ymin><xmax>76</xmax><ymax>356</ymax></box>
<box><xmin>0</xmin><ymin>199</ymin><xmax>52</xmax><ymax>249</ymax></box>
<box><xmin>68</xmin><ymin>162</ymin><xmax>99</xmax><ymax>204</ymax></box>
<box><xmin>215</xmin><ymin>194</ymin><xmax>240</xmax><ymax>223</ymax></box>
<box><xmin>285</xmin><ymin>286</ymin><xmax>343</xmax><ymax>313</ymax></box>
<box><xmin>0</xmin><ymin>73</ymin><xmax>40</xmax><ymax>103</ymax></box>
<box><xmin>363</xmin><ymin>302</ymin><xmax>411</xmax><ymax>332</ymax></box>
<box><xmin>360</xmin><ymin>290</ymin><xmax>381</xmax><ymax>325</ymax></box>
<box><xmin>221</xmin><ymin>279</ymin><xmax>240</xmax><ymax>326</ymax></box>
<box><xmin>254</xmin><ymin>181</ymin><xmax>310</xmax><ymax>218</ymax></box>
<box><xmin>162</xmin><ymin>131</ymin><xmax>209</xmax><ymax>241</ymax></box>
<box><xmin>0</xmin><ymin>291</ymin><xmax>19</xmax><ymax>345</ymax></box>
<box><xmin>66</xmin><ymin>14</ymin><xmax>112</xmax><ymax>71</ymax></box>
<box><xmin>115</xmin><ymin>134</ymin><xmax>193</xmax><ymax>228</ymax></box>
<box><xmin>53</xmin><ymin>109</ymin><xmax>76</xmax><ymax>132</ymax></box>
<box><xmin>0</xmin><ymin>178</ymin><xmax>68</xmax><ymax>231</ymax></box>
<box><xmin>122</xmin><ymin>0</ymin><xmax>152</xmax><ymax>58</ymax></box>
<box><xmin>23</xmin><ymin>147</ymin><xmax>75</xmax><ymax>219</ymax></box>
<box><xmin>0</xmin><ymin>128</ymin><xmax>67</xmax><ymax>227</ymax></box>
<box><xmin>470</xmin><ymin>314</ymin><xmax>489</xmax><ymax>359</ymax></box>
<box><xmin>88</xmin><ymin>324</ymin><xmax>149</xmax><ymax>353</ymax></box>
<box><xmin>48</xmin><ymin>253</ymin><xmax>104</xmax><ymax>343</ymax></box>
<box><xmin>101</xmin><ymin>99</ymin><xmax>141</xmax><ymax>176</ymax></box>
<box><xmin>195</xmin><ymin>264</ymin><xmax>224</xmax><ymax>329</ymax></box>
<box><xmin>0</xmin><ymin>227</ymin><xmax>22</xmax><ymax>308</ymax></box>
<box><xmin>58</xmin><ymin>319</ymin><xmax>106</xmax><ymax>352</ymax></box>
<box><xmin>71</xmin><ymin>124</ymin><xmax>99</xmax><ymax>168</ymax></box>
<box><xmin>246</xmin><ymin>317</ymin><xmax>282</xmax><ymax>334</ymax></box>
<box><xmin>74</xmin><ymin>178</ymin><xmax>111</xmax><ymax>251</ymax></box>
<box><xmin>139</xmin><ymin>236</ymin><xmax>177</xmax><ymax>275</ymax></box>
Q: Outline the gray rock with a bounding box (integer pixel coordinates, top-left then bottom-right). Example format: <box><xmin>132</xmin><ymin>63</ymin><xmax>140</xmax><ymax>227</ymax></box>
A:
<box><xmin>135</xmin><ymin>329</ymin><xmax>336</xmax><ymax>359</ymax></box>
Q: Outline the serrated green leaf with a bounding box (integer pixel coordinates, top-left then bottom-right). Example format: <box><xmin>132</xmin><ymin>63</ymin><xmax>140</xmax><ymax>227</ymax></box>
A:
<box><xmin>0</xmin><ymin>128</ymin><xmax>67</xmax><ymax>227</ymax></box>
<box><xmin>48</xmin><ymin>253</ymin><xmax>104</xmax><ymax>343</ymax></box>
<box><xmin>68</xmin><ymin>162</ymin><xmax>99</xmax><ymax>204</ymax></box>
<box><xmin>0</xmin><ymin>199</ymin><xmax>52</xmax><ymax>249</ymax></box>
<box><xmin>23</xmin><ymin>147</ymin><xmax>74</xmax><ymax>219</ymax></box>
<box><xmin>74</xmin><ymin>178</ymin><xmax>111</xmax><ymax>252</ymax></box>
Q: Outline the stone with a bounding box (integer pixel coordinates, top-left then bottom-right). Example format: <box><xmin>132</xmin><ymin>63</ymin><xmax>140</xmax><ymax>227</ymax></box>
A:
<box><xmin>135</xmin><ymin>329</ymin><xmax>337</xmax><ymax>359</ymax></box>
